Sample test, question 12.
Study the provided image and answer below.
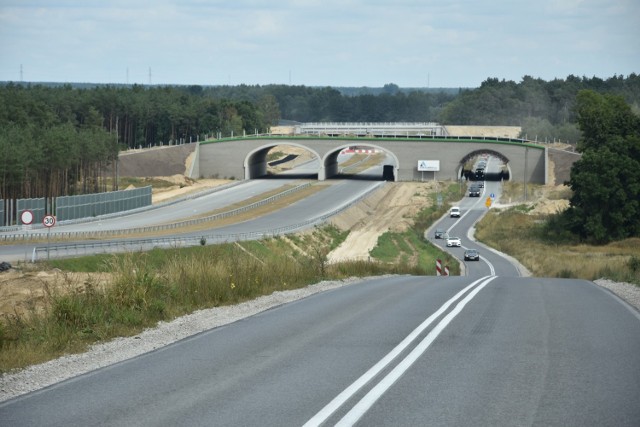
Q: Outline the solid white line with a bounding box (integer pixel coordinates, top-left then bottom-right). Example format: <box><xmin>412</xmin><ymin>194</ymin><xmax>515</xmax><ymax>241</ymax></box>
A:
<box><xmin>302</xmin><ymin>276</ymin><xmax>493</xmax><ymax>427</ymax></box>
<box><xmin>336</xmin><ymin>275</ymin><xmax>498</xmax><ymax>426</ymax></box>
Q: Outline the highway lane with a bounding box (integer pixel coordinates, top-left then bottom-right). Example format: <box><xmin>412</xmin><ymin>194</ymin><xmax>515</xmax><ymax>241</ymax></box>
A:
<box><xmin>10</xmin><ymin>179</ymin><xmax>300</xmax><ymax>235</ymax></box>
<box><xmin>428</xmin><ymin>155</ymin><xmax>522</xmax><ymax>278</ymax></box>
<box><xmin>430</xmin><ymin>178</ymin><xmax>521</xmax><ymax>278</ymax></box>
<box><xmin>0</xmin><ymin>163</ymin><xmax>387</xmax><ymax>261</ymax></box>
<box><xmin>2</xmin><ymin>275</ymin><xmax>639</xmax><ymax>426</ymax></box>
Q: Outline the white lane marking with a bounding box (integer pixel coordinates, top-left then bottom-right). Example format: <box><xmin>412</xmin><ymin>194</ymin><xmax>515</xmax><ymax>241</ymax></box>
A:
<box><xmin>480</xmin><ymin>252</ymin><xmax>495</xmax><ymax>276</ymax></box>
<box><xmin>303</xmin><ymin>276</ymin><xmax>494</xmax><ymax>427</ymax></box>
<box><xmin>336</xmin><ymin>275</ymin><xmax>498</xmax><ymax>426</ymax></box>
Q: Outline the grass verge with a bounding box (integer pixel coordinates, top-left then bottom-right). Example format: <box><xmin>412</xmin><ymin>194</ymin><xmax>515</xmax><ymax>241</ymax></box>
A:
<box><xmin>475</xmin><ymin>206</ymin><xmax>640</xmax><ymax>284</ymax></box>
<box><xmin>0</xmin><ymin>220</ymin><xmax>437</xmax><ymax>374</ymax></box>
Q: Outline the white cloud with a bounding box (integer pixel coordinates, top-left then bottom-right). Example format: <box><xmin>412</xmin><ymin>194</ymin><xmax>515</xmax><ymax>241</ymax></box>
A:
<box><xmin>0</xmin><ymin>0</ymin><xmax>637</xmax><ymax>86</ymax></box>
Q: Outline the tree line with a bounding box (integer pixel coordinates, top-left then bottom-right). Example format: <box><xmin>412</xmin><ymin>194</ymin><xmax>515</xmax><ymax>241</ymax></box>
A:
<box><xmin>0</xmin><ymin>84</ymin><xmax>272</xmax><ymax>203</ymax></box>
<box><xmin>546</xmin><ymin>90</ymin><xmax>640</xmax><ymax>244</ymax></box>
<box><xmin>1</xmin><ymin>74</ymin><xmax>639</xmax><ymax>221</ymax></box>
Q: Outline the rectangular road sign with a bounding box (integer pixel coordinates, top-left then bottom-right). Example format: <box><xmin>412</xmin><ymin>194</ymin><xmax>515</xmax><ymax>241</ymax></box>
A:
<box><xmin>418</xmin><ymin>160</ymin><xmax>440</xmax><ymax>172</ymax></box>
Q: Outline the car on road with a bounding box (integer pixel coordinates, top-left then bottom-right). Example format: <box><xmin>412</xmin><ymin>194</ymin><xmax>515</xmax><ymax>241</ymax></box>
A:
<box><xmin>468</xmin><ymin>186</ymin><xmax>481</xmax><ymax>197</ymax></box>
<box><xmin>477</xmin><ymin>181</ymin><xmax>485</xmax><ymax>188</ymax></box>
<box><xmin>446</xmin><ymin>236</ymin><xmax>461</xmax><ymax>247</ymax></box>
<box><xmin>464</xmin><ymin>249</ymin><xmax>480</xmax><ymax>261</ymax></box>
<box><xmin>434</xmin><ymin>229</ymin><xmax>446</xmax><ymax>239</ymax></box>
<box><xmin>450</xmin><ymin>206</ymin><xmax>461</xmax><ymax>218</ymax></box>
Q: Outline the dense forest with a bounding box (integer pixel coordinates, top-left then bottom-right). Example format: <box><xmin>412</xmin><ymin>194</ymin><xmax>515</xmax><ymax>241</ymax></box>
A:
<box><xmin>1</xmin><ymin>73</ymin><xmax>639</xmax><ymax>205</ymax></box>
<box><xmin>546</xmin><ymin>90</ymin><xmax>640</xmax><ymax>243</ymax></box>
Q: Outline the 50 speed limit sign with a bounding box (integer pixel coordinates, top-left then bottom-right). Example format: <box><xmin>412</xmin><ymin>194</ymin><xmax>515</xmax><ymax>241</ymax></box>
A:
<box><xmin>43</xmin><ymin>215</ymin><xmax>56</xmax><ymax>228</ymax></box>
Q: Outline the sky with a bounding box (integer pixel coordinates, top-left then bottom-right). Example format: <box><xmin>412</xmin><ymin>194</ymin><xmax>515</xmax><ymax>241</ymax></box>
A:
<box><xmin>0</xmin><ymin>0</ymin><xmax>638</xmax><ymax>88</ymax></box>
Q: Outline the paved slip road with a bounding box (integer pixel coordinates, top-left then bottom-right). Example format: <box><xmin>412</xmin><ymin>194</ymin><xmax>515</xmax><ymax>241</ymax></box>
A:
<box><xmin>1</xmin><ymin>274</ymin><xmax>639</xmax><ymax>426</ymax></box>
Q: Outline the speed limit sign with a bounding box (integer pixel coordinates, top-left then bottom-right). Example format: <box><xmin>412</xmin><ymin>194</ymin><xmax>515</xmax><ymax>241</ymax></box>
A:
<box><xmin>43</xmin><ymin>215</ymin><xmax>56</xmax><ymax>228</ymax></box>
<box><xmin>20</xmin><ymin>210</ymin><xmax>34</xmax><ymax>225</ymax></box>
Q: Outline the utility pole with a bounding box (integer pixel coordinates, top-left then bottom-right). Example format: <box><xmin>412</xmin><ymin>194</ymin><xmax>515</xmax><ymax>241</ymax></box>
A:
<box><xmin>524</xmin><ymin>146</ymin><xmax>528</xmax><ymax>202</ymax></box>
<box><xmin>148</xmin><ymin>67</ymin><xmax>152</xmax><ymax>85</ymax></box>
<box><xmin>20</xmin><ymin>64</ymin><xmax>23</xmax><ymax>82</ymax></box>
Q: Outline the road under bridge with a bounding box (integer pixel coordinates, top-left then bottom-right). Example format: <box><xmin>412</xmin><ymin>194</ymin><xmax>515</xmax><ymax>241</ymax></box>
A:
<box><xmin>195</xmin><ymin>137</ymin><xmax>547</xmax><ymax>184</ymax></box>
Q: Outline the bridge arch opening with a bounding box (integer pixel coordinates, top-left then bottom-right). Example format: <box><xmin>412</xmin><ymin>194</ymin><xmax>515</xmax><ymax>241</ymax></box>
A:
<box><xmin>243</xmin><ymin>142</ymin><xmax>401</xmax><ymax>181</ymax></box>
<box><xmin>323</xmin><ymin>144</ymin><xmax>400</xmax><ymax>181</ymax></box>
<box><xmin>244</xmin><ymin>143</ymin><xmax>322</xmax><ymax>179</ymax></box>
<box><xmin>458</xmin><ymin>149</ymin><xmax>511</xmax><ymax>182</ymax></box>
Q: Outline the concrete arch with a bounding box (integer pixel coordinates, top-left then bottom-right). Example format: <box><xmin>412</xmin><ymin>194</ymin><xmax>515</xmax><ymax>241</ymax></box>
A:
<box><xmin>244</xmin><ymin>142</ymin><xmax>322</xmax><ymax>179</ymax></box>
<box><xmin>199</xmin><ymin>137</ymin><xmax>546</xmax><ymax>184</ymax></box>
<box><xmin>460</xmin><ymin>148</ymin><xmax>510</xmax><ymax>165</ymax></box>
<box><xmin>321</xmin><ymin>143</ymin><xmax>401</xmax><ymax>181</ymax></box>
<box><xmin>458</xmin><ymin>148</ymin><xmax>512</xmax><ymax>180</ymax></box>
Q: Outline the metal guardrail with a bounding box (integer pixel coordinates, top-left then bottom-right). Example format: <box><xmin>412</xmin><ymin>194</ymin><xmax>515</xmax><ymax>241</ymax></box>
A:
<box><xmin>2</xmin><ymin>183</ymin><xmax>310</xmax><ymax>242</ymax></box>
<box><xmin>31</xmin><ymin>181</ymin><xmax>385</xmax><ymax>261</ymax></box>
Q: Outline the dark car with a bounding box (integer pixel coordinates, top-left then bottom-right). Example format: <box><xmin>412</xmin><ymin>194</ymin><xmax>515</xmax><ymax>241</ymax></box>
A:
<box><xmin>434</xmin><ymin>229</ymin><xmax>446</xmax><ymax>239</ymax></box>
<box><xmin>468</xmin><ymin>186</ymin><xmax>481</xmax><ymax>197</ymax></box>
<box><xmin>464</xmin><ymin>249</ymin><xmax>480</xmax><ymax>261</ymax></box>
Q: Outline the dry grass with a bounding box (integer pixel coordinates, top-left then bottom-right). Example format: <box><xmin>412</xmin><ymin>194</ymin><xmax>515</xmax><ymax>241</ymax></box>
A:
<box><xmin>475</xmin><ymin>207</ymin><xmax>640</xmax><ymax>283</ymax></box>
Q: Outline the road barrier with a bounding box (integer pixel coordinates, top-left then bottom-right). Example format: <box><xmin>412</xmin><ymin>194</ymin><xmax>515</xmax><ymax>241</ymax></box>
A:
<box><xmin>30</xmin><ymin>182</ymin><xmax>385</xmax><ymax>261</ymax></box>
<box><xmin>2</xmin><ymin>183</ymin><xmax>310</xmax><ymax>242</ymax></box>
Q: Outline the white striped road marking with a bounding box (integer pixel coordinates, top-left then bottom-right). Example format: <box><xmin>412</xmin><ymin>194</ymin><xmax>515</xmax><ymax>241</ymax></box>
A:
<box><xmin>303</xmin><ymin>275</ymin><xmax>497</xmax><ymax>427</ymax></box>
<box><xmin>336</xmin><ymin>275</ymin><xmax>498</xmax><ymax>426</ymax></box>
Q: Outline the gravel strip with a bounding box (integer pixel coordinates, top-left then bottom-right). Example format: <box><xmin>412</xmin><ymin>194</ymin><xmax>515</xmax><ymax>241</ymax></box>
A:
<box><xmin>0</xmin><ymin>277</ymin><xmax>366</xmax><ymax>403</ymax></box>
<box><xmin>594</xmin><ymin>278</ymin><xmax>640</xmax><ymax>315</ymax></box>
<box><xmin>1</xmin><ymin>276</ymin><xmax>638</xmax><ymax>403</ymax></box>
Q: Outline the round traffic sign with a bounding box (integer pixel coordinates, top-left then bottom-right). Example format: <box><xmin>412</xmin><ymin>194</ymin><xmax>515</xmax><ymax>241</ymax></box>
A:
<box><xmin>20</xmin><ymin>210</ymin><xmax>34</xmax><ymax>225</ymax></box>
<box><xmin>43</xmin><ymin>215</ymin><xmax>56</xmax><ymax>228</ymax></box>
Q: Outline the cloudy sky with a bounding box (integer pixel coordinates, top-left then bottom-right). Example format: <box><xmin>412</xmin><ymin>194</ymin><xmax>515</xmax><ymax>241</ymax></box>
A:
<box><xmin>0</xmin><ymin>0</ymin><xmax>638</xmax><ymax>88</ymax></box>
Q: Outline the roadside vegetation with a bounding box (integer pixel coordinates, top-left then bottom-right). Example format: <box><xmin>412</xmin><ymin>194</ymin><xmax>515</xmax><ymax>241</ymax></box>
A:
<box><xmin>0</xmin><ymin>181</ymin><xmax>462</xmax><ymax>373</ymax></box>
<box><xmin>2</xmin><ymin>89</ymin><xmax>638</xmax><ymax>375</ymax></box>
<box><xmin>475</xmin><ymin>206</ymin><xmax>640</xmax><ymax>284</ymax></box>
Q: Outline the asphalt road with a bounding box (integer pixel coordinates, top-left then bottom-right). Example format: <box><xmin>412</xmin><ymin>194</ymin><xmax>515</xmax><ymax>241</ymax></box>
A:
<box><xmin>0</xmin><ymin>178</ymin><xmax>383</xmax><ymax>262</ymax></box>
<box><xmin>1</xmin><ymin>156</ymin><xmax>639</xmax><ymax>425</ymax></box>
<box><xmin>2</xmin><ymin>275</ymin><xmax>639</xmax><ymax>426</ymax></box>
<box><xmin>429</xmin><ymin>178</ymin><xmax>521</xmax><ymax>277</ymax></box>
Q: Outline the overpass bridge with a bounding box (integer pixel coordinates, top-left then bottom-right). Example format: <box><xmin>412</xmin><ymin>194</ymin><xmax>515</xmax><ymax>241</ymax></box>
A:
<box><xmin>195</xmin><ymin>136</ymin><xmax>547</xmax><ymax>184</ymax></box>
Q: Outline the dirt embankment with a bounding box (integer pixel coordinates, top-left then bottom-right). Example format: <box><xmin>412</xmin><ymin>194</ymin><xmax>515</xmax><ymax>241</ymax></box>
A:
<box><xmin>327</xmin><ymin>182</ymin><xmax>436</xmax><ymax>262</ymax></box>
<box><xmin>114</xmin><ymin>144</ymin><xmax>197</xmax><ymax>177</ymax></box>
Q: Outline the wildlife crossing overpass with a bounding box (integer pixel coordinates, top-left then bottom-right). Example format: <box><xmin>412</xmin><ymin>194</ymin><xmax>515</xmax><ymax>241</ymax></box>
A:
<box><xmin>195</xmin><ymin>136</ymin><xmax>547</xmax><ymax>184</ymax></box>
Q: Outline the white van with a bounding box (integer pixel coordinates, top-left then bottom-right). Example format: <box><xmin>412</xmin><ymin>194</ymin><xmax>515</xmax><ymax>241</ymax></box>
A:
<box><xmin>450</xmin><ymin>206</ymin><xmax>461</xmax><ymax>218</ymax></box>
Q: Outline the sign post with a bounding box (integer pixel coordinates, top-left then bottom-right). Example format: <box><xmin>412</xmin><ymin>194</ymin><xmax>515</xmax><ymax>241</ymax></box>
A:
<box><xmin>43</xmin><ymin>215</ymin><xmax>56</xmax><ymax>259</ymax></box>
